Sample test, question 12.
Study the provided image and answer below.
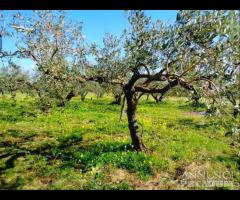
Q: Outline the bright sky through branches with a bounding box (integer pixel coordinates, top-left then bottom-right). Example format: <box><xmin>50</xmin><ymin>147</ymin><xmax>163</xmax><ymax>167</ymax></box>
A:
<box><xmin>1</xmin><ymin>10</ymin><xmax>177</xmax><ymax>72</ymax></box>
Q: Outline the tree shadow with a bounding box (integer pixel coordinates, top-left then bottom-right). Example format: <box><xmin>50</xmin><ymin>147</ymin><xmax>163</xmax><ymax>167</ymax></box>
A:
<box><xmin>177</xmin><ymin>118</ymin><xmax>212</xmax><ymax>130</ymax></box>
<box><xmin>0</xmin><ymin>130</ymin><xmax>133</xmax><ymax>189</ymax></box>
<box><xmin>139</xmin><ymin>100</ymin><xmax>167</xmax><ymax>106</ymax></box>
<box><xmin>178</xmin><ymin>102</ymin><xmax>207</xmax><ymax>111</ymax></box>
<box><xmin>0</xmin><ymin>104</ymin><xmax>37</xmax><ymax>122</ymax></box>
<box><xmin>214</xmin><ymin>154</ymin><xmax>240</xmax><ymax>170</ymax></box>
<box><xmin>59</xmin><ymin>141</ymin><xmax>133</xmax><ymax>171</ymax></box>
<box><xmin>0</xmin><ymin>131</ymin><xmax>81</xmax><ymax>170</ymax></box>
<box><xmin>0</xmin><ymin>177</ymin><xmax>23</xmax><ymax>190</ymax></box>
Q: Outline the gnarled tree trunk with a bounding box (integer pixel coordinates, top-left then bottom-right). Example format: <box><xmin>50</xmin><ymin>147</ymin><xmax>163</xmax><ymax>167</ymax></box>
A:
<box><xmin>115</xmin><ymin>94</ymin><xmax>122</xmax><ymax>105</ymax></box>
<box><xmin>66</xmin><ymin>90</ymin><xmax>76</xmax><ymax>102</ymax></box>
<box><xmin>111</xmin><ymin>93</ymin><xmax>122</xmax><ymax>105</ymax></box>
<box><xmin>233</xmin><ymin>104</ymin><xmax>240</xmax><ymax>118</ymax></box>
<box><xmin>124</xmin><ymin>89</ymin><xmax>144</xmax><ymax>151</ymax></box>
<box><xmin>57</xmin><ymin>90</ymin><xmax>77</xmax><ymax>107</ymax></box>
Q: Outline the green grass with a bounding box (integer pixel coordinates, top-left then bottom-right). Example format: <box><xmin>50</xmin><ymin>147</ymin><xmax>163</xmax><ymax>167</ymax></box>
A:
<box><xmin>0</xmin><ymin>94</ymin><xmax>239</xmax><ymax>190</ymax></box>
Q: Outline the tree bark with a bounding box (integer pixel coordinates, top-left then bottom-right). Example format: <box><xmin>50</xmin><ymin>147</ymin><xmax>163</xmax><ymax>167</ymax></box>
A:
<box><xmin>233</xmin><ymin>104</ymin><xmax>240</xmax><ymax>118</ymax></box>
<box><xmin>66</xmin><ymin>90</ymin><xmax>76</xmax><ymax>102</ymax></box>
<box><xmin>112</xmin><ymin>93</ymin><xmax>122</xmax><ymax>105</ymax></box>
<box><xmin>117</xmin><ymin>94</ymin><xmax>122</xmax><ymax>105</ymax></box>
<box><xmin>124</xmin><ymin>90</ymin><xmax>144</xmax><ymax>151</ymax></box>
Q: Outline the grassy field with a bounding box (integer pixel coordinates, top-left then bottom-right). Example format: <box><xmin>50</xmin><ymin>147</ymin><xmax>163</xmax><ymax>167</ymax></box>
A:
<box><xmin>0</xmin><ymin>94</ymin><xmax>239</xmax><ymax>190</ymax></box>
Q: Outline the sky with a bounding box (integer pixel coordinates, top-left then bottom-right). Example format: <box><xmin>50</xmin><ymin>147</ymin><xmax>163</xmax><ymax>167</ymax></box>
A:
<box><xmin>1</xmin><ymin>10</ymin><xmax>177</xmax><ymax>72</ymax></box>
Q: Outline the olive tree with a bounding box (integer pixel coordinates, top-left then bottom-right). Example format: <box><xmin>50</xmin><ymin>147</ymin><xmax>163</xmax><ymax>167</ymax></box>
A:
<box><xmin>90</xmin><ymin>10</ymin><xmax>239</xmax><ymax>151</ymax></box>
<box><xmin>11</xmin><ymin>10</ymin><xmax>88</xmax><ymax>108</ymax></box>
<box><xmin>0</xmin><ymin>61</ymin><xmax>29</xmax><ymax>105</ymax></box>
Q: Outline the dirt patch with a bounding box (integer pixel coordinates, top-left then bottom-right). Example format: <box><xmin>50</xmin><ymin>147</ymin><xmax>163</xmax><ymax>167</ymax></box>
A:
<box><xmin>175</xmin><ymin>162</ymin><xmax>211</xmax><ymax>189</ymax></box>
<box><xmin>110</xmin><ymin>168</ymin><xmax>135</xmax><ymax>184</ymax></box>
<box><xmin>133</xmin><ymin>173</ymin><xmax>164</xmax><ymax>190</ymax></box>
<box><xmin>184</xmin><ymin>162</ymin><xmax>210</xmax><ymax>172</ymax></box>
<box><xmin>109</xmin><ymin>168</ymin><xmax>185</xmax><ymax>190</ymax></box>
<box><xmin>40</xmin><ymin>177</ymin><xmax>54</xmax><ymax>185</ymax></box>
<box><xmin>133</xmin><ymin>172</ymin><xmax>185</xmax><ymax>190</ymax></box>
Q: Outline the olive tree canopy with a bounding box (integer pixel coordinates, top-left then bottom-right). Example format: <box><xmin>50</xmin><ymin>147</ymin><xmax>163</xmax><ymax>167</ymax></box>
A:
<box><xmin>91</xmin><ymin>10</ymin><xmax>240</xmax><ymax>151</ymax></box>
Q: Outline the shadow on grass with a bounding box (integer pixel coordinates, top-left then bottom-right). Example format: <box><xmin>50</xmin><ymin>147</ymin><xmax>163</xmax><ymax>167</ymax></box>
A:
<box><xmin>177</xmin><ymin>118</ymin><xmax>212</xmax><ymax>130</ymax></box>
<box><xmin>70</xmin><ymin>99</ymin><xmax>120</xmax><ymax>113</ymax></box>
<box><xmin>60</xmin><ymin>141</ymin><xmax>134</xmax><ymax>171</ymax></box>
<box><xmin>0</xmin><ymin>131</ymin><xmax>82</xmax><ymax>170</ymax></box>
<box><xmin>0</xmin><ymin>102</ymin><xmax>37</xmax><ymax>122</ymax></box>
<box><xmin>214</xmin><ymin>154</ymin><xmax>240</xmax><ymax>170</ymax></box>
<box><xmin>0</xmin><ymin>130</ymin><xmax>141</xmax><ymax>189</ymax></box>
<box><xmin>0</xmin><ymin>177</ymin><xmax>23</xmax><ymax>190</ymax></box>
<box><xmin>139</xmin><ymin>100</ymin><xmax>167</xmax><ymax>106</ymax></box>
<box><xmin>178</xmin><ymin>102</ymin><xmax>207</xmax><ymax>111</ymax></box>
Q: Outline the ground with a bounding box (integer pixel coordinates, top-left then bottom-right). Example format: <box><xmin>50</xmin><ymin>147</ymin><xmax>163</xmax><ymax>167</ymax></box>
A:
<box><xmin>0</xmin><ymin>94</ymin><xmax>239</xmax><ymax>190</ymax></box>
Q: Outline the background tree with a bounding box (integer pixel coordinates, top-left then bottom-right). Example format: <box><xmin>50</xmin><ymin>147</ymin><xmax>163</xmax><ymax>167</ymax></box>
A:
<box><xmin>11</xmin><ymin>10</ymin><xmax>88</xmax><ymax>108</ymax></box>
<box><xmin>76</xmin><ymin>81</ymin><xmax>105</xmax><ymax>101</ymax></box>
<box><xmin>0</xmin><ymin>61</ymin><xmax>29</xmax><ymax>106</ymax></box>
<box><xmin>107</xmin><ymin>84</ymin><xmax>124</xmax><ymax>105</ymax></box>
